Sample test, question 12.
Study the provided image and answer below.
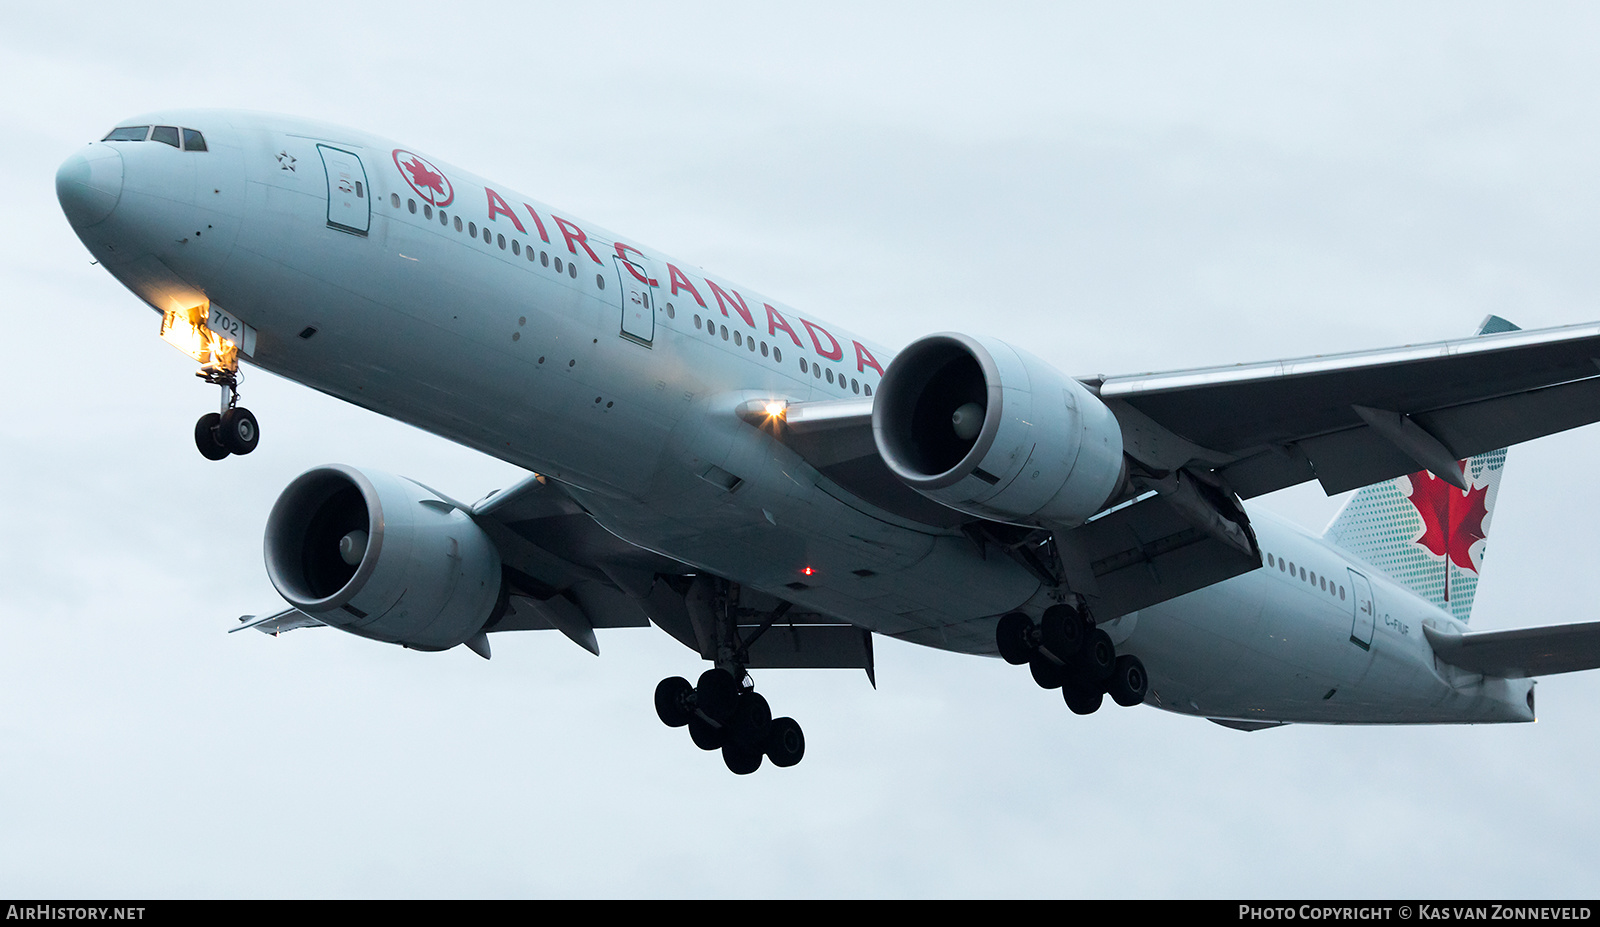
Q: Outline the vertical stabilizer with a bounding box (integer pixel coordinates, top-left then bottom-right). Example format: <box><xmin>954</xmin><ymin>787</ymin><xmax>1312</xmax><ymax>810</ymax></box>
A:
<box><xmin>1321</xmin><ymin>316</ymin><xmax>1518</xmax><ymax>624</ymax></box>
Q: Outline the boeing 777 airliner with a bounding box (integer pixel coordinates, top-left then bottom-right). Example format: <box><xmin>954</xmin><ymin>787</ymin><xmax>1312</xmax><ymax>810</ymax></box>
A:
<box><xmin>55</xmin><ymin>110</ymin><xmax>1600</xmax><ymax>773</ymax></box>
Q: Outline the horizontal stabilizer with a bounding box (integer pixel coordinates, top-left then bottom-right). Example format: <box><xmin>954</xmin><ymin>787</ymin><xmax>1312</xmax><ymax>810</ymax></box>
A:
<box><xmin>232</xmin><ymin>608</ymin><xmax>324</xmax><ymax>635</ymax></box>
<box><xmin>1424</xmin><ymin>620</ymin><xmax>1600</xmax><ymax>678</ymax></box>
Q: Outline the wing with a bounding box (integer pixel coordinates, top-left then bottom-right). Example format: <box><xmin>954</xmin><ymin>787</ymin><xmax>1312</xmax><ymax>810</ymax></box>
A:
<box><xmin>1094</xmin><ymin>317</ymin><xmax>1600</xmax><ymax>498</ymax></box>
<box><xmin>1424</xmin><ymin>620</ymin><xmax>1600</xmax><ymax>678</ymax></box>
<box><xmin>744</xmin><ymin>317</ymin><xmax>1600</xmax><ymax>620</ymax></box>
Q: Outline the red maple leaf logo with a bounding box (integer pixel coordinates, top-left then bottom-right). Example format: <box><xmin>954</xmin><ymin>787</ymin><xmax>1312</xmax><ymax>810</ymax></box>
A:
<box><xmin>1404</xmin><ymin>465</ymin><xmax>1490</xmax><ymax>573</ymax></box>
<box><xmin>402</xmin><ymin>157</ymin><xmax>445</xmax><ymax>197</ymax></box>
<box><xmin>391</xmin><ymin>149</ymin><xmax>453</xmax><ymax>207</ymax></box>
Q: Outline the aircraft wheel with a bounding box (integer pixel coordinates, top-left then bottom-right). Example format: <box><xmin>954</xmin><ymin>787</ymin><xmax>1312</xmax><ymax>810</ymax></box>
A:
<box><xmin>728</xmin><ymin>690</ymin><xmax>773</xmax><ymax>746</ymax></box>
<box><xmin>1076</xmin><ymin>628</ymin><xmax>1117</xmax><ymax>684</ymax></box>
<box><xmin>995</xmin><ymin>612</ymin><xmax>1035</xmax><ymax>665</ymax></box>
<box><xmin>1063</xmin><ymin>683</ymin><xmax>1104</xmax><ymax>715</ymax></box>
<box><xmin>1107</xmin><ymin>655</ymin><xmax>1149</xmax><ymax>707</ymax></box>
<box><xmin>1029</xmin><ymin>655</ymin><xmax>1068</xmax><ymax>690</ymax></box>
<box><xmin>218</xmin><ymin>407</ymin><xmax>260</xmax><ymax>455</ymax></box>
<box><xmin>688</xmin><ymin>715</ymin><xmax>725</xmax><ymax>751</ymax></box>
<box><xmin>654</xmin><ymin>676</ymin><xmax>694</xmax><ymax>728</ymax></box>
<box><xmin>765</xmin><ymin>717</ymin><xmax>805</xmax><ymax>768</ymax></box>
<box><xmin>722</xmin><ymin>742</ymin><xmax>763</xmax><ymax>775</ymax></box>
<box><xmin>1039</xmin><ymin>604</ymin><xmax>1084</xmax><ymax>659</ymax></box>
<box><xmin>695</xmin><ymin>668</ymin><xmax>739</xmax><ymax>723</ymax></box>
<box><xmin>194</xmin><ymin>413</ymin><xmax>230</xmax><ymax>460</ymax></box>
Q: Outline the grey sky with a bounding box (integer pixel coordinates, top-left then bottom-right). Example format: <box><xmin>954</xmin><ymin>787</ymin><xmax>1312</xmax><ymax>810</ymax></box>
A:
<box><xmin>4</xmin><ymin>1</ymin><xmax>1600</xmax><ymax>897</ymax></box>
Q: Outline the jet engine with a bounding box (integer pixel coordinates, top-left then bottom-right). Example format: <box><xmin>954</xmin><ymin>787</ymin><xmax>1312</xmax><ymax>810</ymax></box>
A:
<box><xmin>872</xmin><ymin>333</ymin><xmax>1125</xmax><ymax>528</ymax></box>
<box><xmin>263</xmin><ymin>464</ymin><xmax>504</xmax><ymax>651</ymax></box>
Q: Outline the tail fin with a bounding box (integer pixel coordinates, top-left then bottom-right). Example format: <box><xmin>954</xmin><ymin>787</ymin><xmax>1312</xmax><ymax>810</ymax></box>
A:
<box><xmin>1322</xmin><ymin>315</ymin><xmax>1518</xmax><ymax>624</ymax></box>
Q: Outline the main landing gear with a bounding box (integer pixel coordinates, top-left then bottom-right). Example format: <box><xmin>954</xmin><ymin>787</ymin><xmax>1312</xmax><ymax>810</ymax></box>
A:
<box><xmin>654</xmin><ymin>670</ymin><xmax>805</xmax><ymax>775</ymax></box>
<box><xmin>193</xmin><ymin>368</ymin><xmax>260</xmax><ymax>460</ymax></box>
<box><xmin>996</xmin><ymin>604</ymin><xmax>1148</xmax><ymax>714</ymax></box>
<box><xmin>653</xmin><ymin>579</ymin><xmax>806</xmax><ymax>774</ymax></box>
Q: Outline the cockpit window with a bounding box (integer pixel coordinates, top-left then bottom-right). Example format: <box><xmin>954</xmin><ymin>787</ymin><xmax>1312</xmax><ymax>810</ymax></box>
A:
<box><xmin>151</xmin><ymin>126</ymin><xmax>180</xmax><ymax>148</ymax></box>
<box><xmin>102</xmin><ymin>126</ymin><xmax>150</xmax><ymax>142</ymax></box>
<box><xmin>182</xmin><ymin>128</ymin><xmax>207</xmax><ymax>152</ymax></box>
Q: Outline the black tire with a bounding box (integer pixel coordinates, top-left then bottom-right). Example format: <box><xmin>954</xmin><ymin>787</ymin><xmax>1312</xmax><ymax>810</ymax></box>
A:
<box><xmin>695</xmin><ymin>668</ymin><xmax>739</xmax><ymax>723</ymax></box>
<box><xmin>654</xmin><ymin>676</ymin><xmax>694</xmax><ymax>728</ymax></box>
<box><xmin>1063</xmin><ymin>683</ymin><xmax>1104</xmax><ymax>715</ymax></box>
<box><xmin>1029</xmin><ymin>655</ymin><xmax>1068</xmax><ymax>690</ymax></box>
<box><xmin>1107</xmin><ymin>654</ymin><xmax>1149</xmax><ymax>707</ymax></box>
<box><xmin>1076</xmin><ymin>628</ymin><xmax>1117</xmax><ymax>684</ymax></box>
<box><xmin>1039</xmin><ymin>603</ymin><xmax>1084</xmax><ymax>660</ymax></box>
<box><xmin>995</xmin><ymin>612</ymin><xmax>1035</xmax><ymax>665</ymax></box>
<box><xmin>688</xmin><ymin>715</ymin><xmax>725</xmax><ymax>751</ymax></box>
<box><xmin>765</xmin><ymin>717</ymin><xmax>805</xmax><ymax>768</ymax></box>
<box><xmin>728</xmin><ymin>690</ymin><xmax>772</xmax><ymax>746</ymax></box>
<box><xmin>722</xmin><ymin>742</ymin><xmax>763</xmax><ymax>775</ymax></box>
<box><xmin>194</xmin><ymin>413</ymin><xmax>230</xmax><ymax>460</ymax></box>
<box><xmin>218</xmin><ymin>407</ymin><xmax>260</xmax><ymax>455</ymax></box>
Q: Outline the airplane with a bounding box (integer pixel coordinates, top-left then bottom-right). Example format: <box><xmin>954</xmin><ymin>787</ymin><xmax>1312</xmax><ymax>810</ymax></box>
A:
<box><xmin>54</xmin><ymin>109</ymin><xmax>1600</xmax><ymax>774</ymax></box>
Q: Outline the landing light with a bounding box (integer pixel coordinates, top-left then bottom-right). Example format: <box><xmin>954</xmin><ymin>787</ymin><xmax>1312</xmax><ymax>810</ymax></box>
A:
<box><xmin>765</xmin><ymin>400</ymin><xmax>788</xmax><ymax>420</ymax></box>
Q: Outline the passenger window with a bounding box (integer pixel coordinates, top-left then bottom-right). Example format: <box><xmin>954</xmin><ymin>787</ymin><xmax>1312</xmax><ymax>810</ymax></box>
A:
<box><xmin>555</xmin><ymin>257</ymin><xmax>564</xmax><ymax>273</ymax></box>
<box><xmin>454</xmin><ymin>217</ymin><xmax>463</xmax><ymax>232</ymax></box>
<box><xmin>391</xmin><ymin>193</ymin><xmax>401</xmax><ymax>208</ymax></box>
<box><xmin>424</xmin><ymin>205</ymin><xmax>432</xmax><ymax>219</ymax></box>
<box><xmin>103</xmin><ymin>126</ymin><xmax>149</xmax><ymax>142</ymax></box>
<box><xmin>498</xmin><ymin>233</ymin><xmax>506</xmax><ymax>250</ymax></box>
<box><xmin>512</xmin><ymin>240</ymin><xmax>520</xmax><ymax>256</ymax></box>
<box><xmin>774</xmin><ymin>348</ymin><xmax>782</xmax><ymax>363</ymax></box>
<box><xmin>800</xmin><ymin>358</ymin><xmax>808</xmax><ymax>373</ymax></box>
<box><xmin>408</xmin><ymin>199</ymin><xmax>417</xmax><ymax>214</ymax></box>
<box><xmin>151</xmin><ymin>126</ymin><xmax>180</xmax><ymax>148</ymax></box>
<box><xmin>541</xmin><ymin>252</ymin><xmax>549</xmax><ymax>267</ymax></box>
<box><xmin>182</xmin><ymin>129</ymin><xmax>207</xmax><ymax>151</ymax></box>
<box><xmin>760</xmin><ymin>342</ymin><xmax>768</xmax><ymax>357</ymax></box>
<box><xmin>568</xmin><ymin>263</ymin><xmax>577</xmax><ymax>279</ymax></box>
<box><xmin>468</xmin><ymin>222</ymin><xmax>477</xmax><ymax>237</ymax></box>
<box><xmin>852</xmin><ymin>379</ymin><xmax>859</xmax><ymax>394</ymax></box>
<box><xmin>826</xmin><ymin>369</ymin><xmax>834</xmax><ymax>384</ymax></box>
<box><xmin>863</xmin><ymin>384</ymin><xmax>871</xmax><ymax>396</ymax></box>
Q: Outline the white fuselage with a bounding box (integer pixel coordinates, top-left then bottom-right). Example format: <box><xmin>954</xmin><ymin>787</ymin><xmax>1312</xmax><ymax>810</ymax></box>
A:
<box><xmin>61</xmin><ymin>110</ymin><xmax>1535</xmax><ymax>727</ymax></box>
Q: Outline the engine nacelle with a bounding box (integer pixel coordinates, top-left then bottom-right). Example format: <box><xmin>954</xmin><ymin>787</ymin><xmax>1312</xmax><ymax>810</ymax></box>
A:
<box><xmin>264</xmin><ymin>464</ymin><xmax>504</xmax><ymax>651</ymax></box>
<box><xmin>872</xmin><ymin>333</ymin><xmax>1125</xmax><ymax>528</ymax></box>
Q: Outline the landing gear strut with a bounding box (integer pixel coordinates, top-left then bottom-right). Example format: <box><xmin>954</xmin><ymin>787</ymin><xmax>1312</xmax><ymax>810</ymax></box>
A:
<box><xmin>653</xmin><ymin>579</ymin><xmax>807</xmax><ymax>774</ymax></box>
<box><xmin>193</xmin><ymin>367</ymin><xmax>259</xmax><ymax>460</ymax></box>
<box><xmin>997</xmin><ymin>603</ymin><xmax>1147</xmax><ymax>715</ymax></box>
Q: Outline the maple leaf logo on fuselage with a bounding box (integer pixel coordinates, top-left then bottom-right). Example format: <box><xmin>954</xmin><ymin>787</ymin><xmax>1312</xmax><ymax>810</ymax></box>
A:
<box><xmin>391</xmin><ymin>149</ymin><xmax>454</xmax><ymax>207</ymax></box>
<box><xmin>1404</xmin><ymin>465</ymin><xmax>1490</xmax><ymax>574</ymax></box>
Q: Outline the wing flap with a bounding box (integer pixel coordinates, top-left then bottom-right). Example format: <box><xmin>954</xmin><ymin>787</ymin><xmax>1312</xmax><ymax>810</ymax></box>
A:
<box><xmin>1424</xmin><ymin>620</ymin><xmax>1600</xmax><ymax>678</ymax></box>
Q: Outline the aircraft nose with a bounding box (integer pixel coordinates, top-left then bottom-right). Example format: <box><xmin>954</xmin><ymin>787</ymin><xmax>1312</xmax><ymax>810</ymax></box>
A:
<box><xmin>56</xmin><ymin>144</ymin><xmax>123</xmax><ymax>228</ymax></box>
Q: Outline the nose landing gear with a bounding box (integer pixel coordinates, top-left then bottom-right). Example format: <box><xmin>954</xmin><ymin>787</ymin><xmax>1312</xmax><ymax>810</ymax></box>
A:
<box><xmin>193</xmin><ymin>368</ymin><xmax>260</xmax><ymax>460</ymax></box>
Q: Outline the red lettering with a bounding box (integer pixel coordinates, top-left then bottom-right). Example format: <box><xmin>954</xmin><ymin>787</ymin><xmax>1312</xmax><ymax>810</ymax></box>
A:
<box><xmin>801</xmin><ymin>319</ymin><xmax>844</xmax><ymax>361</ymax></box>
<box><xmin>613</xmin><ymin>243</ymin><xmax>656</xmax><ymax>286</ymax></box>
<box><xmin>854</xmin><ymin>341</ymin><xmax>885</xmax><ymax>376</ymax></box>
<box><xmin>553</xmin><ymin>216</ymin><xmax>602</xmax><ymax>264</ymax></box>
<box><xmin>705</xmin><ymin>280</ymin><xmax>755</xmax><ymax>328</ymax></box>
<box><xmin>521</xmin><ymin>204</ymin><xmax>550</xmax><ymax>242</ymax></box>
<box><xmin>668</xmin><ymin>264</ymin><xmax>706</xmax><ymax>307</ymax></box>
<box><xmin>765</xmin><ymin>304</ymin><xmax>803</xmax><ymax>347</ymax></box>
<box><xmin>484</xmin><ymin>188</ymin><xmax>527</xmax><ymax>234</ymax></box>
